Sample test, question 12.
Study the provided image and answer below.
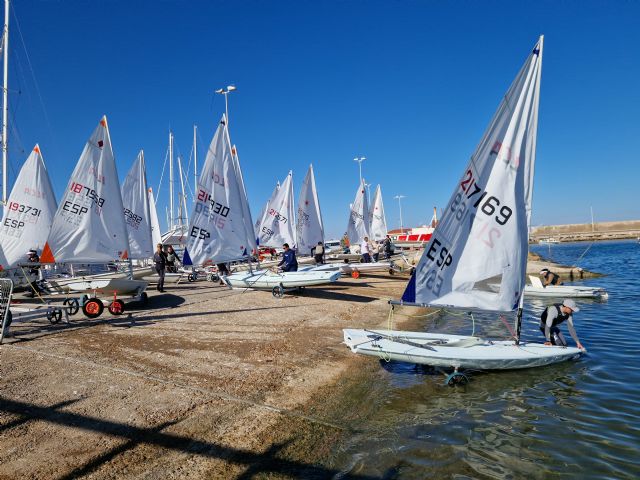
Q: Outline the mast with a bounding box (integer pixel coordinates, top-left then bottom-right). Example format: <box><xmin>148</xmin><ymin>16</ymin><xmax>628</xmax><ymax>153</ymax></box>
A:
<box><xmin>193</xmin><ymin>124</ymin><xmax>198</xmax><ymax>195</ymax></box>
<box><xmin>1</xmin><ymin>0</ymin><xmax>9</xmax><ymax>204</ymax></box>
<box><xmin>168</xmin><ymin>131</ymin><xmax>174</xmax><ymax>230</ymax></box>
<box><xmin>177</xmin><ymin>154</ymin><xmax>188</xmax><ymax>232</ymax></box>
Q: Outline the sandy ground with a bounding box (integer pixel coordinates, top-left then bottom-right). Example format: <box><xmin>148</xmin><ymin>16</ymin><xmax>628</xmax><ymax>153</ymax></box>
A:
<box><xmin>0</xmin><ymin>253</ymin><xmax>597</xmax><ymax>479</ymax></box>
<box><xmin>0</xmin><ymin>271</ymin><xmax>408</xmax><ymax>479</ymax></box>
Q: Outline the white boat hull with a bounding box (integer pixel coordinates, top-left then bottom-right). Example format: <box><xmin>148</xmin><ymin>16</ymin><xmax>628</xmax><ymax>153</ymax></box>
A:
<box><xmin>524</xmin><ymin>284</ymin><xmax>608</xmax><ymax>299</ymax></box>
<box><xmin>47</xmin><ymin>277</ymin><xmax>148</xmax><ymax>296</ymax></box>
<box><xmin>302</xmin><ymin>261</ymin><xmax>396</xmax><ymax>275</ymax></box>
<box><xmin>343</xmin><ymin>329</ymin><xmax>584</xmax><ymax>370</ymax></box>
<box><xmin>223</xmin><ymin>270</ymin><xmax>340</xmax><ymax>289</ymax></box>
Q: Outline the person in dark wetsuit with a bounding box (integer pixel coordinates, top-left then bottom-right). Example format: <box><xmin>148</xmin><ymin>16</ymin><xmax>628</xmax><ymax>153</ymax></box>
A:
<box><xmin>216</xmin><ymin>263</ymin><xmax>229</xmax><ymax>285</ymax></box>
<box><xmin>277</xmin><ymin>243</ymin><xmax>298</xmax><ymax>272</ymax></box>
<box><xmin>540</xmin><ymin>299</ymin><xmax>584</xmax><ymax>350</ymax></box>
<box><xmin>540</xmin><ymin>268</ymin><xmax>562</xmax><ymax>286</ymax></box>
<box><xmin>153</xmin><ymin>243</ymin><xmax>167</xmax><ymax>292</ymax></box>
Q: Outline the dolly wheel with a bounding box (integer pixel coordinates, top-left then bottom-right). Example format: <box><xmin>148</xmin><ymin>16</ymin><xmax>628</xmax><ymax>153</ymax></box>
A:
<box><xmin>188</xmin><ymin>273</ymin><xmax>196</xmax><ymax>282</ymax></box>
<box><xmin>272</xmin><ymin>286</ymin><xmax>284</xmax><ymax>298</ymax></box>
<box><xmin>47</xmin><ymin>308</ymin><xmax>63</xmax><ymax>324</ymax></box>
<box><xmin>139</xmin><ymin>291</ymin><xmax>148</xmax><ymax>306</ymax></box>
<box><xmin>82</xmin><ymin>298</ymin><xmax>104</xmax><ymax>319</ymax></box>
<box><xmin>445</xmin><ymin>372</ymin><xmax>469</xmax><ymax>387</ymax></box>
<box><xmin>63</xmin><ymin>298</ymin><xmax>80</xmax><ymax>316</ymax></box>
<box><xmin>108</xmin><ymin>299</ymin><xmax>125</xmax><ymax>315</ymax></box>
<box><xmin>210</xmin><ymin>274</ymin><xmax>220</xmax><ymax>283</ymax></box>
<box><xmin>389</xmin><ymin>268</ymin><xmax>395</xmax><ymax>275</ymax></box>
<box><xmin>351</xmin><ymin>271</ymin><xmax>361</xmax><ymax>279</ymax></box>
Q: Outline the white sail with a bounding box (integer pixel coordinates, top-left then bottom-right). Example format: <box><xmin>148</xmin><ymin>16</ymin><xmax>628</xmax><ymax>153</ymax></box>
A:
<box><xmin>186</xmin><ymin>115</ymin><xmax>254</xmax><ymax>265</ymax></box>
<box><xmin>295</xmin><ymin>164</ymin><xmax>324</xmax><ymax>256</ymax></box>
<box><xmin>148</xmin><ymin>187</ymin><xmax>162</xmax><ymax>246</ymax></box>
<box><xmin>346</xmin><ymin>179</ymin><xmax>370</xmax><ymax>244</ymax></box>
<box><xmin>255</xmin><ymin>182</ymin><xmax>279</xmax><ymax>243</ymax></box>
<box><xmin>402</xmin><ymin>37</ymin><xmax>543</xmax><ymax>312</ymax></box>
<box><xmin>41</xmin><ymin>116</ymin><xmax>130</xmax><ymax>263</ymax></box>
<box><xmin>0</xmin><ymin>145</ymin><xmax>57</xmax><ymax>269</ymax></box>
<box><xmin>257</xmin><ymin>171</ymin><xmax>296</xmax><ymax>248</ymax></box>
<box><xmin>231</xmin><ymin>145</ymin><xmax>257</xmax><ymax>255</ymax></box>
<box><xmin>121</xmin><ymin>151</ymin><xmax>153</xmax><ymax>259</ymax></box>
<box><xmin>369</xmin><ymin>184</ymin><xmax>387</xmax><ymax>241</ymax></box>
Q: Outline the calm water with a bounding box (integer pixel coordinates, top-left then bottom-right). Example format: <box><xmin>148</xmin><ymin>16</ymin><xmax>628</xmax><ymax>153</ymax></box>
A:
<box><xmin>330</xmin><ymin>240</ymin><xmax>640</xmax><ymax>479</ymax></box>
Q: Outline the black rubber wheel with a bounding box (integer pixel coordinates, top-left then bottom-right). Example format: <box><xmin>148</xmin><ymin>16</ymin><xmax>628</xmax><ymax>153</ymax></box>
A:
<box><xmin>82</xmin><ymin>298</ymin><xmax>104</xmax><ymax>319</ymax></box>
<box><xmin>47</xmin><ymin>308</ymin><xmax>63</xmax><ymax>324</ymax></box>
<box><xmin>108</xmin><ymin>299</ymin><xmax>125</xmax><ymax>315</ymax></box>
<box><xmin>3</xmin><ymin>309</ymin><xmax>13</xmax><ymax>328</ymax></box>
<box><xmin>63</xmin><ymin>298</ymin><xmax>80</xmax><ymax>316</ymax></box>
<box><xmin>272</xmin><ymin>286</ymin><xmax>284</xmax><ymax>298</ymax></box>
<box><xmin>210</xmin><ymin>273</ymin><xmax>220</xmax><ymax>282</ymax></box>
<box><xmin>188</xmin><ymin>273</ymin><xmax>196</xmax><ymax>282</ymax></box>
<box><xmin>139</xmin><ymin>291</ymin><xmax>148</xmax><ymax>306</ymax></box>
<box><xmin>389</xmin><ymin>268</ymin><xmax>395</xmax><ymax>275</ymax></box>
<box><xmin>446</xmin><ymin>372</ymin><xmax>469</xmax><ymax>387</ymax></box>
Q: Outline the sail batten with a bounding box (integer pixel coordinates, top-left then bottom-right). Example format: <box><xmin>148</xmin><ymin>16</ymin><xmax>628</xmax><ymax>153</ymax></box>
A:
<box><xmin>403</xmin><ymin>37</ymin><xmax>543</xmax><ymax>312</ymax></box>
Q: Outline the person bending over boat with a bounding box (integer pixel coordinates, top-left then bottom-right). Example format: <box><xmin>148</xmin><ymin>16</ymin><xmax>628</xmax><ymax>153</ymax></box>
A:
<box><xmin>154</xmin><ymin>243</ymin><xmax>167</xmax><ymax>292</ymax></box>
<box><xmin>540</xmin><ymin>268</ymin><xmax>562</xmax><ymax>286</ymax></box>
<box><xmin>540</xmin><ymin>299</ymin><xmax>584</xmax><ymax>350</ymax></box>
<box><xmin>278</xmin><ymin>243</ymin><xmax>298</xmax><ymax>272</ymax></box>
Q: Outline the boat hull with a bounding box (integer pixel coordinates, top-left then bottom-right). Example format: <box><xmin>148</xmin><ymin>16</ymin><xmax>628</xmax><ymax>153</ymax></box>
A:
<box><xmin>223</xmin><ymin>270</ymin><xmax>340</xmax><ymax>289</ymax></box>
<box><xmin>343</xmin><ymin>329</ymin><xmax>584</xmax><ymax>370</ymax></box>
<box><xmin>47</xmin><ymin>277</ymin><xmax>148</xmax><ymax>296</ymax></box>
<box><xmin>524</xmin><ymin>285</ymin><xmax>608</xmax><ymax>298</ymax></box>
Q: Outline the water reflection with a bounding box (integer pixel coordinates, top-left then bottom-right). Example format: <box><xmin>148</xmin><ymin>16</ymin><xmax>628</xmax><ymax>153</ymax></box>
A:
<box><xmin>332</xmin><ymin>241</ymin><xmax>640</xmax><ymax>479</ymax></box>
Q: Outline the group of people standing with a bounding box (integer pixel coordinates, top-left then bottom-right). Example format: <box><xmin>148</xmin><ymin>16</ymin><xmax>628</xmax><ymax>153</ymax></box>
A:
<box><xmin>359</xmin><ymin>235</ymin><xmax>393</xmax><ymax>263</ymax></box>
<box><xmin>153</xmin><ymin>244</ymin><xmax>180</xmax><ymax>292</ymax></box>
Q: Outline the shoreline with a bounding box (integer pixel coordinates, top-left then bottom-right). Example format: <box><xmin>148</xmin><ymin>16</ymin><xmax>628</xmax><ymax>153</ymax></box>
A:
<box><xmin>0</xmin><ymin>252</ymin><xmax>601</xmax><ymax>477</ymax></box>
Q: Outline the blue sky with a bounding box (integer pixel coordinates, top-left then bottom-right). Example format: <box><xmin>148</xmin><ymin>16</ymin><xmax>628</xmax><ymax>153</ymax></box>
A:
<box><xmin>5</xmin><ymin>0</ymin><xmax>639</xmax><ymax>239</ymax></box>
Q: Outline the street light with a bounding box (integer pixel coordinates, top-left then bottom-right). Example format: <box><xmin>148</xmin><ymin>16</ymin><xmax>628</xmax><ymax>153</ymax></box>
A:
<box><xmin>353</xmin><ymin>156</ymin><xmax>366</xmax><ymax>184</ymax></box>
<box><xmin>215</xmin><ymin>85</ymin><xmax>237</xmax><ymax>126</ymax></box>
<box><xmin>394</xmin><ymin>195</ymin><xmax>406</xmax><ymax>233</ymax></box>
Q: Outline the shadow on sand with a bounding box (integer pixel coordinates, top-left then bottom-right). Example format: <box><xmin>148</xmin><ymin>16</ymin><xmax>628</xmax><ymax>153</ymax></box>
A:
<box><xmin>0</xmin><ymin>396</ymin><xmax>397</xmax><ymax>479</ymax></box>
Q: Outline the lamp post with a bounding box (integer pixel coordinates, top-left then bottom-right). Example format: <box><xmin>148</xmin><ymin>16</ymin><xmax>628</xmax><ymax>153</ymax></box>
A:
<box><xmin>215</xmin><ymin>85</ymin><xmax>237</xmax><ymax>126</ymax></box>
<box><xmin>394</xmin><ymin>195</ymin><xmax>406</xmax><ymax>233</ymax></box>
<box><xmin>353</xmin><ymin>156</ymin><xmax>366</xmax><ymax>184</ymax></box>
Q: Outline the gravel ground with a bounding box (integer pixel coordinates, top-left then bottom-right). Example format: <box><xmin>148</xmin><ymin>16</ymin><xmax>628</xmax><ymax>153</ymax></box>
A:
<box><xmin>0</xmin><ymin>272</ymin><xmax>408</xmax><ymax>479</ymax></box>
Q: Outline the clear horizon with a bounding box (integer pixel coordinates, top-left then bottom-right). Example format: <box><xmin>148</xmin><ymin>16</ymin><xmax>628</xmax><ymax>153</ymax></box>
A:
<box><xmin>2</xmin><ymin>0</ymin><xmax>638</xmax><ymax>239</ymax></box>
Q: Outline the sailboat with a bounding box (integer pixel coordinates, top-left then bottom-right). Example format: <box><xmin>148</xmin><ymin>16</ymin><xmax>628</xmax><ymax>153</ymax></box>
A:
<box><xmin>121</xmin><ymin>150</ymin><xmax>153</xmax><ymax>260</ymax></box>
<box><xmin>189</xmin><ymin>116</ymin><xmax>339</xmax><ymax>294</ymax></box>
<box><xmin>295</xmin><ymin>164</ymin><xmax>324</xmax><ymax>257</ymax></box>
<box><xmin>256</xmin><ymin>171</ymin><xmax>296</xmax><ymax>249</ymax></box>
<box><xmin>255</xmin><ymin>181</ymin><xmax>279</xmax><ymax>246</ymax></box>
<box><xmin>344</xmin><ymin>37</ymin><xmax>585</xmax><ymax>376</ymax></box>
<box><xmin>0</xmin><ymin>145</ymin><xmax>57</xmax><ymax>287</ymax></box>
<box><xmin>346</xmin><ymin>179</ymin><xmax>369</xmax><ymax>248</ymax></box>
<box><xmin>40</xmin><ymin>116</ymin><xmax>147</xmax><ymax>315</ymax></box>
<box><xmin>369</xmin><ymin>184</ymin><xmax>387</xmax><ymax>241</ymax></box>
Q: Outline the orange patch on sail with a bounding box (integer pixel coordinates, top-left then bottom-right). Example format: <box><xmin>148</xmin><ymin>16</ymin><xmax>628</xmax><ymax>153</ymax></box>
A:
<box><xmin>120</xmin><ymin>250</ymin><xmax>129</xmax><ymax>260</ymax></box>
<box><xmin>40</xmin><ymin>242</ymin><xmax>55</xmax><ymax>263</ymax></box>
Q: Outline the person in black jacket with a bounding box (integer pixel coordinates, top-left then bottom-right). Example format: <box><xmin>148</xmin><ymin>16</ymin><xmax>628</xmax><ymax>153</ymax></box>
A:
<box><xmin>153</xmin><ymin>243</ymin><xmax>167</xmax><ymax>292</ymax></box>
<box><xmin>277</xmin><ymin>243</ymin><xmax>298</xmax><ymax>272</ymax></box>
<box><xmin>540</xmin><ymin>299</ymin><xmax>584</xmax><ymax>349</ymax></box>
<box><xmin>540</xmin><ymin>268</ymin><xmax>562</xmax><ymax>286</ymax></box>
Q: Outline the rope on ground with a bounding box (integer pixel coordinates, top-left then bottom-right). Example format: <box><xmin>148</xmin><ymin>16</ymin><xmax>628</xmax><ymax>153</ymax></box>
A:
<box><xmin>7</xmin><ymin>343</ymin><xmax>351</xmax><ymax>433</ymax></box>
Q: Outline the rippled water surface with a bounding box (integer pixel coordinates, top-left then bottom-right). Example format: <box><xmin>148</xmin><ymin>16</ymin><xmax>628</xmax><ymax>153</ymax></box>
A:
<box><xmin>330</xmin><ymin>240</ymin><xmax>640</xmax><ymax>479</ymax></box>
